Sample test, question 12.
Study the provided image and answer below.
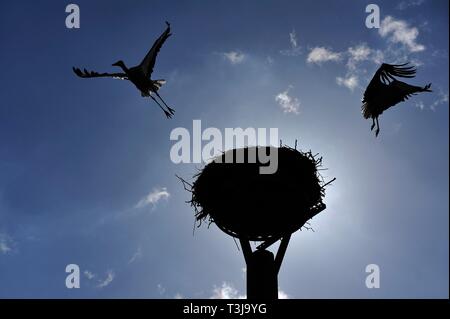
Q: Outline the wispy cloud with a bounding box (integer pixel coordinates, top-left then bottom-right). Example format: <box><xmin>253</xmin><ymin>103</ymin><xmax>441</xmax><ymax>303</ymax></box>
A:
<box><xmin>222</xmin><ymin>51</ymin><xmax>246</xmax><ymax>64</ymax></box>
<box><xmin>210</xmin><ymin>282</ymin><xmax>245</xmax><ymax>299</ymax></box>
<box><xmin>397</xmin><ymin>0</ymin><xmax>426</xmax><ymax>10</ymax></box>
<box><xmin>347</xmin><ymin>44</ymin><xmax>372</xmax><ymax>70</ymax></box>
<box><xmin>0</xmin><ymin>233</ymin><xmax>14</xmax><ymax>254</ymax></box>
<box><xmin>278</xmin><ymin>290</ymin><xmax>289</xmax><ymax>299</ymax></box>
<box><xmin>128</xmin><ymin>246</ymin><xmax>143</xmax><ymax>264</ymax></box>
<box><xmin>83</xmin><ymin>270</ymin><xmax>95</xmax><ymax>280</ymax></box>
<box><xmin>430</xmin><ymin>90</ymin><xmax>449</xmax><ymax>111</ymax></box>
<box><xmin>209</xmin><ymin>281</ymin><xmax>289</xmax><ymax>299</ymax></box>
<box><xmin>336</xmin><ymin>43</ymin><xmax>375</xmax><ymax>92</ymax></box>
<box><xmin>83</xmin><ymin>269</ymin><xmax>115</xmax><ymax>288</ymax></box>
<box><xmin>415</xmin><ymin>100</ymin><xmax>426</xmax><ymax>110</ymax></box>
<box><xmin>280</xmin><ymin>29</ymin><xmax>301</xmax><ymax>56</ymax></box>
<box><xmin>275</xmin><ymin>86</ymin><xmax>301</xmax><ymax>114</ymax></box>
<box><xmin>289</xmin><ymin>30</ymin><xmax>298</xmax><ymax>48</ymax></box>
<box><xmin>0</xmin><ymin>240</ymin><xmax>12</xmax><ymax>254</ymax></box>
<box><xmin>307</xmin><ymin>47</ymin><xmax>342</xmax><ymax>64</ymax></box>
<box><xmin>379</xmin><ymin>16</ymin><xmax>425</xmax><ymax>52</ymax></box>
<box><xmin>306</xmin><ymin>20</ymin><xmax>427</xmax><ymax>92</ymax></box>
<box><xmin>157</xmin><ymin>283</ymin><xmax>166</xmax><ymax>296</ymax></box>
<box><xmin>306</xmin><ymin>43</ymin><xmax>373</xmax><ymax>92</ymax></box>
<box><xmin>307</xmin><ymin>38</ymin><xmax>424</xmax><ymax>93</ymax></box>
<box><xmin>97</xmin><ymin>270</ymin><xmax>115</xmax><ymax>288</ymax></box>
<box><xmin>336</xmin><ymin>75</ymin><xmax>359</xmax><ymax>91</ymax></box>
<box><xmin>371</xmin><ymin>49</ymin><xmax>385</xmax><ymax>65</ymax></box>
<box><xmin>94</xmin><ymin>187</ymin><xmax>171</xmax><ymax>225</ymax></box>
<box><xmin>174</xmin><ymin>293</ymin><xmax>184</xmax><ymax>299</ymax></box>
<box><xmin>416</xmin><ymin>88</ymin><xmax>449</xmax><ymax>111</ymax></box>
<box><xmin>135</xmin><ymin>187</ymin><xmax>170</xmax><ymax>209</ymax></box>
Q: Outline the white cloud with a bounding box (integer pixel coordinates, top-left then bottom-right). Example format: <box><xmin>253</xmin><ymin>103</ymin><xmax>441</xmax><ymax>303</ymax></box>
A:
<box><xmin>307</xmin><ymin>47</ymin><xmax>342</xmax><ymax>64</ymax></box>
<box><xmin>84</xmin><ymin>270</ymin><xmax>95</xmax><ymax>280</ymax></box>
<box><xmin>430</xmin><ymin>89</ymin><xmax>449</xmax><ymax>111</ymax></box>
<box><xmin>275</xmin><ymin>86</ymin><xmax>300</xmax><ymax>114</ymax></box>
<box><xmin>335</xmin><ymin>44</ymin><xmax>383</xmax><ymax>92</ymax></box>
<box><xmin>83</xmin><ymin>269</ymin><xmax>114</xmax><ymax>288</ymax></box>
<box><xmin>347</xmin><ymin>44</ymin><xmax>372</xmax><ymax>70</ymax></box>
<box><xmin>280</xmin><ymin>29</ymin><xmax>301</xmax><ymax>56</ymax></box>
<box><xmin>0</xmin><ymin>233</ymin><xmax>14</xmax><ymax>254</ymax></box>
<box><xmin>414</xmin><ymin>89</ymin><xmax>447</xmax><ymax>111</ymax></box>
<box><xmin>0</xmin><ymin>241</ymin><xmax>11</xmax><ymax>254</ymax></box>
<box><xmin>371</xmin><ymin>49</ymin><xmax>385</xmax><ymax>65</ymax></box>
<box><xmin>210</xmin><ymin>282</ymin><xmax>246</xmax><ymax>299</ymax></box>
<box><xmin>174</xmin><ymin>293</ymin><xmax>184</xmax><ymax>299</ymax></box>
<box><xmin>397</xmin><ymin>0</ymin><xmax>426</xmax><ymax>10</ymax></box>
<box><xmin>306</xmin><ymin>43</ymin><xmax>369</xmax><ymax>93</ymax></box>
<box><xmin>222</xmin><ymin>51</ymin><xmax>245</xmax><ymax>64</ymax></box>
<box><xmin>415</xmin><ymin>101</ymin><xmax>426</xmax><ymax>110</ymax></box>
<box><xmin>210</xmin><ymin>282</ymin><xmax>289</xmax><ymax>299</ymax></box>
<box><xmin>289</xmin><ymin>30</ymin><xmax>298</xmax><ymax>48</ymax></box>
<box><xmin>97</xmin><ymin>270</ymin><xmax>115</xmax><ymax>288</ymax></box>
<box><xmin>278</xmin><ymin>290</ymin><xmax>290</xmax><ymax>299</ymax></box>
<box><xmin>336</xmin><ymin>75</ymin><xmax>359</xmax><ymax>91</ymax></box>
<box><xmin>306</xmin><ymin>41</ymin><xmax>419</xmax><ymax>93</ymax></box>
<box><xmin>157</xmin><ymin>283</ymin><xmax>166</xmax><ymax>295</ymax></box>
<box><xmin>306</xmin><ymin>20</ymin><xmax>425</xmax><ymax>94</ymax></box>
<box><xmin>135</xmin><ymin>187</ymin><xmax>170</xmax><ymax>209</ymax></box>
<box><xmin>128</xmin><ymin>246</ymin><xmax>143</xmax><ymax>264</ymax></box>
<box><xmin>431</xmin><ymin>49</ymin><xmax>449</xmax><ymax>59</ymax></box>
<box><xmin>379</xmin><ymin>16</ymin><xmax>425</xmax><ymax>52</ymax></box>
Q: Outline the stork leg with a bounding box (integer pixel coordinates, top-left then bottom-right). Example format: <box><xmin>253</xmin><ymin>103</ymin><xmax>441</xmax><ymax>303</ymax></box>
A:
<box><xmin>155</xmin><ymin>91</ymin><xmax>175</xmax><ymax>115</ymax></box>
<box><xmin>150</xmin><ymin>95</ymin><xmax>172</xmax><ymax>118</ymax></box>
<box><xmin>370</xmin><ymin>118</ymin><xmax>376</xmax><ymax>131</ymax></box>
<box><xmin>375</xmin><ymin>117</ymin><xmax>380</xmax><ymax>137</ymax></box>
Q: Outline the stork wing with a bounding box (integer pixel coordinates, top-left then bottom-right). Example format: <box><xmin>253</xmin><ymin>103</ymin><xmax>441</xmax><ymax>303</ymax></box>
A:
<box><xmin>363</xmin><ymin>62</ymin><xmax>417</xmax><ymax>102</ymax></box>
<box><xmin>376</xmin><ymin>62</ymin><xmax>417</xmax><ymax>84</ymax></box>
<box><xmin>73</xmin><ymin>67</ymin><xmax>128</xmax><ymax>80</ymax></box>
<box><xmin>387</xmin><ymin>80</ymin><xmax>432</xmax><ymax>105</ymax></box>
<box><xmin>138</xmin><ymin>21</ymin><xmax>172</xmax><ymax>78</ymax></box>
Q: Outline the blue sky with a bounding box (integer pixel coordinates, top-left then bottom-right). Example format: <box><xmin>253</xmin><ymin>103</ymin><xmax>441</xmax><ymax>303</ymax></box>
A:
<box><xmin>0</xmin><ymin>0</ymin><xmax>448</xmax><ymax>298</ymax></box>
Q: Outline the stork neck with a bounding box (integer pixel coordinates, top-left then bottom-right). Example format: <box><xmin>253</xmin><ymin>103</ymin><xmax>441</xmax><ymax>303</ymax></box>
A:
<box><xmin>118</xmin><ymin>63</ymin><xmax>130</xmax><ymax>74</ymax></box>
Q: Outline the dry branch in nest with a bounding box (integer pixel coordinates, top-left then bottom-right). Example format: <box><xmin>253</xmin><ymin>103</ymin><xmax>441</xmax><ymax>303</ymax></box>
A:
<box><xmin>179</xmin><ymin>144</ymin><xmax>335</xmax><ymax>241</ymax></box>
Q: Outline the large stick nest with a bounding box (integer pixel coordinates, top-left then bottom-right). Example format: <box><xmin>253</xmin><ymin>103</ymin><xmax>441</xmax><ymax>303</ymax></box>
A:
<box><xmin>181</xmin><ymin>145</ymin><xmax>334</xmax><ymax>241</ymax></box>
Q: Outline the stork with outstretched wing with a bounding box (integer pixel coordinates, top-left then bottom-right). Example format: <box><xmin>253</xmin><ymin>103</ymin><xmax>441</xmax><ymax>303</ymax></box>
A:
<box><xmin>73</xmin><ymin>22</ymin><xmax>175</xmax><ymax>118</ymax></box>
<box><xmin>362</xmin><ymin>63</ymin><xmax>432</xmax><ymax>137</ymax></box>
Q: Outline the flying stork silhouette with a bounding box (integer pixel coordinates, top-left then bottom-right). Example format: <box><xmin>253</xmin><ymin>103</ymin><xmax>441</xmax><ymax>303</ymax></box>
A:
<box><xmin>362</xmin><ymin>62</ymin><xmax>432</xmax><ymax>137</ymax></box>
<box><xmin>73</xmin><ymin>22</ymin><xmax>175</xmax><ymax>118</ymax></box>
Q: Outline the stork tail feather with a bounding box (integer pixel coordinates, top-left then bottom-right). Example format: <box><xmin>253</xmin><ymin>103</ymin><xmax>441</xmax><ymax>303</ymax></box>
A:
<box><xmin>361</xmin><ymin>102</ymin><xmax>371</xmax><ymax>119</ymax></box>
<box><xmin>154</xmin><ymin>79</ymin><xmax>166</xmax><ymax>89</ymax></box>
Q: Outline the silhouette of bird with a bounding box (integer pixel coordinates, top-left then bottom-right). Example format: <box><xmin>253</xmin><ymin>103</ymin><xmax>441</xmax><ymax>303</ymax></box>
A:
<box><xmin>73</xmin><ymin>22</ymin><xmax>175</xmax><ymax>118</ymax></box>
<box><xmin>362</xmin><ymin>62</ymin><xmax>432</xmax><ymax>137</ymax></box>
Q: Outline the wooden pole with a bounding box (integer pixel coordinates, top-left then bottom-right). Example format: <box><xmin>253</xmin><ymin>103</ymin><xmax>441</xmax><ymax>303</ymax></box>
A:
<box><xmin>239</xmin><ymin>236</ymin><xmax>291</xmax><ymax>300</ymax></box>
<box><xmin>246</xmin><ymin>249</ymin><xmax>278</xmax><ymax>299</ymax></box>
